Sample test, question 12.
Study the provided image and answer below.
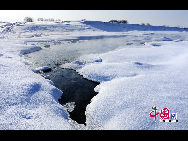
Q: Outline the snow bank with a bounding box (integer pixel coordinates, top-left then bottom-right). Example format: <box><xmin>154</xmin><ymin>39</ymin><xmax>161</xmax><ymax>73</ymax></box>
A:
<box><xmin>64</xmin><ymin>39</ymin><xmax>188</xmax><ymax>130</ymax></box>
<box><xmin>0</xmin><ymin>40</ymin><xmax>78</xmax><ymax>129</ymax></box>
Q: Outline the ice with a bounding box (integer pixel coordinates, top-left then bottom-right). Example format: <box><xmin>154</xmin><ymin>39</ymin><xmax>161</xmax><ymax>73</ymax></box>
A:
<box><xmin>19</xmin><ymin>46</ymin><xmax>42</xmax><ymax>55</ymax></box>
<box><xmin>33</xmin><ymin>66</ymin><xmax>52</xmax><ymax>73</ymax></box>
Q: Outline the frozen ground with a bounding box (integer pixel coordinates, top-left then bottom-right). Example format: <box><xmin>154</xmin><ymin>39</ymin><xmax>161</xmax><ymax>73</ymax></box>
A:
<box><xmin>1</xmin><ymin>20</ymin><xmax>188</xmax><ymax>129</ymax></box>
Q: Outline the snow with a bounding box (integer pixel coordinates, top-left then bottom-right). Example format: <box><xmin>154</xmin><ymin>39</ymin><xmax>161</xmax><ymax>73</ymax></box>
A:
<box><xmin>0</xmin><ymin>22</ymin><xmax>92</xmax><ymax>130</ymax></box>
<box><xmin>1</xmin><ymin>20</ymin><xmax>188</xmax><ymax>130</ymax></box>
<box><xmin>63</xmin><ymin>39</ymin><xmax>188</xmax><ymax>130</ymax></box>
<box><xmin>83</xmin><ymin>21</ymin><xmax>188</xmax><ymax>32</ymax></box>
<box><xmin>0</xmin><ymin>40</ymin><xmax>77</xmax><ymax>129</ymax></box>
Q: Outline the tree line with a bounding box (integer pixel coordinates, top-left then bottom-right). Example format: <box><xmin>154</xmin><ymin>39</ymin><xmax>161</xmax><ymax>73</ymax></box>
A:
<box><xmin>109</xmin><ymin>20</ymin><xmax>128</xmax><ymax>23</ymax></box>
<box><xmin>24</xmin><ymin>17</ymin><xmax>61</xmax><ymax>22</ymax></box>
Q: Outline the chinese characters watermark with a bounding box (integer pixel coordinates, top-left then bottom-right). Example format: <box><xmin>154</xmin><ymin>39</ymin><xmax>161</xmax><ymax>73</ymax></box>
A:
<box><xmin>149</xmin><ymin>106</ymin><xmax>178</xmax><ymax>122</ymax></box>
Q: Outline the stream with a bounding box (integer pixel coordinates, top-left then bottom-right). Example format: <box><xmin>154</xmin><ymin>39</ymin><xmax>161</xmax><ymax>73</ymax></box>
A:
<box><xmin>24</xmin><ymin>33</ymin><xmax>167</xmax><ymax>125</ymax></box>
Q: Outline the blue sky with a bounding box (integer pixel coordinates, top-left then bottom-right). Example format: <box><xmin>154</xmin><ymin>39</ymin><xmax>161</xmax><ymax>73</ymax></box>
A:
<box><xmin>0</xmin><ymin>10</ymin><xmax>188</xmax><ymax>27</ymax></box>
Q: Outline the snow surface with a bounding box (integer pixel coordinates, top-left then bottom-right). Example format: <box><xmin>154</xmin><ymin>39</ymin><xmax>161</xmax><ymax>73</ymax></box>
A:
<box><xmin>62</xmin><ymin>39</ymin><xmax>188</xmax><ymax>130</ymax></box>
<box><xmin>1</xmin><ymin>20</ymin><xmax>188</xmax><ymax>130</ymax></box>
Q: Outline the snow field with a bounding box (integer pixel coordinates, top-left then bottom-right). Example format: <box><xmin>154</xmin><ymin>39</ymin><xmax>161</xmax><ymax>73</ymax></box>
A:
<box><xmin>63</xmin><ymin>40</ymin><xmax>188</xmax><ymax>129</ymax></box>
<box><xmin>1</xmin><ymin>20</ymin><xmax>188</xmax><ymax>129</ymax></box>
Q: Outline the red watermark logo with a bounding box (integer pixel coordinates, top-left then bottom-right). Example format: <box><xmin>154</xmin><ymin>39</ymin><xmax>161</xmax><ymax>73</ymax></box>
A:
<box><xmin>149</xmin><ymin>106</ymin><xmax>178</xmax><ymax>122</ymax></box>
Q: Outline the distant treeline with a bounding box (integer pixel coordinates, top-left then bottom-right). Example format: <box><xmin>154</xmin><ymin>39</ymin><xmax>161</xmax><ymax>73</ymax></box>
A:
<box><xmin>109</xmin><ymin>20</ymin><xmax>128</xmax><ymax>23</ymax></box>
<box><xmin>109</xmin><ymin>20</ymin><xmax>153</xmax><ymax>26</ymax></box>
<box><xmin>37</xmin><ymin>18</ymin><xmax>61</xmax><ymax>22</ymax></box>
<box><xmin>24</xmin><ymin>17</ymin><xmax>61</xmax><ymax>22</ymax></box>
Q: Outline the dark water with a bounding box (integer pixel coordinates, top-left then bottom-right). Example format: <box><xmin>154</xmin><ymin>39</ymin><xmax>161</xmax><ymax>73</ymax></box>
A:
<box><xmin>43</xmin><ymin>67</ymin><xmax>99</xmax><ymax>125</ymax></box>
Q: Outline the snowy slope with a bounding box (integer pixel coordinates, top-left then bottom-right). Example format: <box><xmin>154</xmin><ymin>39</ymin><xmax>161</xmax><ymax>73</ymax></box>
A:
<box><xmin>83</xmin><ymin>21</ymin><xmax>188</xmax><ymax>32</ymax></box>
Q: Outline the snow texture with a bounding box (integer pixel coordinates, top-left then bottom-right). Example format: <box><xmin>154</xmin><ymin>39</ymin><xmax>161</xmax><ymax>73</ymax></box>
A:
<box><xmin>1</xmin><ymin>20</ymin><xmax>188</xmax><ymax>130</ymax></box>
<box><xmin>64</xmin><ymin>40</ymin><xmax>188</xmax><ymax>130</ymax></box>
